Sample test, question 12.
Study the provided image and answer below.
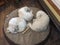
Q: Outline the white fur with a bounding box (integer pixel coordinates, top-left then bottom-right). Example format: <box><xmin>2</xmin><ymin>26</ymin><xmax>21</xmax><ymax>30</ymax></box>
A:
<box><xmin>28</xmin><ymin>10</ymin><xmax>49</xmax><ymax>32</ymax></box>
<box><xmin>17</xmin><ymin>19</ymin><xmax>27</xmax><ymax>32</ymax></box>
<box><xmin>18</xmin><ymin>6</ymin><xmax>33</xmax><ymax>21</ymax></box>
<box><xmin>7</xmin><ymin>17</ymin><xmax>18</xmax><ymax>33</ymax></box>
<box><xmin>7</xmin><ymin>17</ymin><xmax>27</xmax><ymax>33</ymax></box>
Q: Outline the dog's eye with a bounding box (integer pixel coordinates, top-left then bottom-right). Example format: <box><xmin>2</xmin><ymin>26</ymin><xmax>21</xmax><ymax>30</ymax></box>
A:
<box><xmin>27</xmin><ymin>9</ymin><xmax>30</xmax><ymax>12</ymax></box>
<box><xmin>25</xmin><ymin>8</ymin><xmax>30</xmax><ymax>12</ymax></box>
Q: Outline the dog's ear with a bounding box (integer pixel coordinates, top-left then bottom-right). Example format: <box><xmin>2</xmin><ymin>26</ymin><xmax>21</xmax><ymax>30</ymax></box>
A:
<box><xmin>18</xmin><ymin>11</ymin><xmax>24</xmax><ymax>18</ymax></box>
<box><xmin>36</xmin><ymin>10</ymin><xmax>44</xmax><ymax>18</ymax></box>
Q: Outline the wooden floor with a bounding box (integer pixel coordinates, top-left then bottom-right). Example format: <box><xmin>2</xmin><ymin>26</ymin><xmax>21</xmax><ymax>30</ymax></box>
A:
<box><xmin>0</xmin><ymin>0</ymin><xmax>60</xmax><ymax>45</ymax></box>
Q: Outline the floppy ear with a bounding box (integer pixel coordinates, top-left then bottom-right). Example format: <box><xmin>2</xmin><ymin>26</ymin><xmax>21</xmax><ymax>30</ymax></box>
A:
<box><xmin>36</xmin><ymin>10</ymin><xmax>44</xmax><ymax>18</ymax></box>
<box><xmin>18</xmin><ymin>11</ymin><xmax>24</xmax><ymax>18</ymax></box>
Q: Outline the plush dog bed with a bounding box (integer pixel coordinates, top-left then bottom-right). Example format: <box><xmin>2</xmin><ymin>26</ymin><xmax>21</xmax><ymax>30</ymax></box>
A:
<box><xmin>3</xmin><ymin>7</ymin><xmax>50</xmax><ymax>45</ymax></box>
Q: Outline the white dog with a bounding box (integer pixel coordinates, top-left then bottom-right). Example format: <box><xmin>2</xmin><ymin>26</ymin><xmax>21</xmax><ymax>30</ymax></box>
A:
<box><xmin>7</xmin><ymin>17</ymin><xmax>18</xmax><ymax>33</ymax></box>
<box><xmin>7</xmin><ymin>17</ymin><xmax>27</xmax><ymax>33</ymax></box>
<box><xmin>18</xmin><ymin>6</ymin><xmax>33</xmax><ymax>21</ymax></box>
<box><xmin>28</xmin><ymin>10</ymin><xmax>49</xmax><ymax>32</ymax></box>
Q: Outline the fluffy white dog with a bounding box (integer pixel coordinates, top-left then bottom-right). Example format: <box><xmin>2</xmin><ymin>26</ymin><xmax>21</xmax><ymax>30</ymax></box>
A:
<box><xmin>7</xmin><ymin>17</ymin><xmax>18</xmax><ymax>33</ymax></box>
<box><xmin>18</xmin><ymin>6</ymin><xmax>33</xmax><ymax>21</ymax></box>
<box><xmin>7</xmin><ymin>17</ymin><xmax>27</xmax><ymax>33</ymax></box>
<box><xmin>28</xmin><ymin>10</ymin><xmax>49</xmax><ymax>32</ymax></box>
